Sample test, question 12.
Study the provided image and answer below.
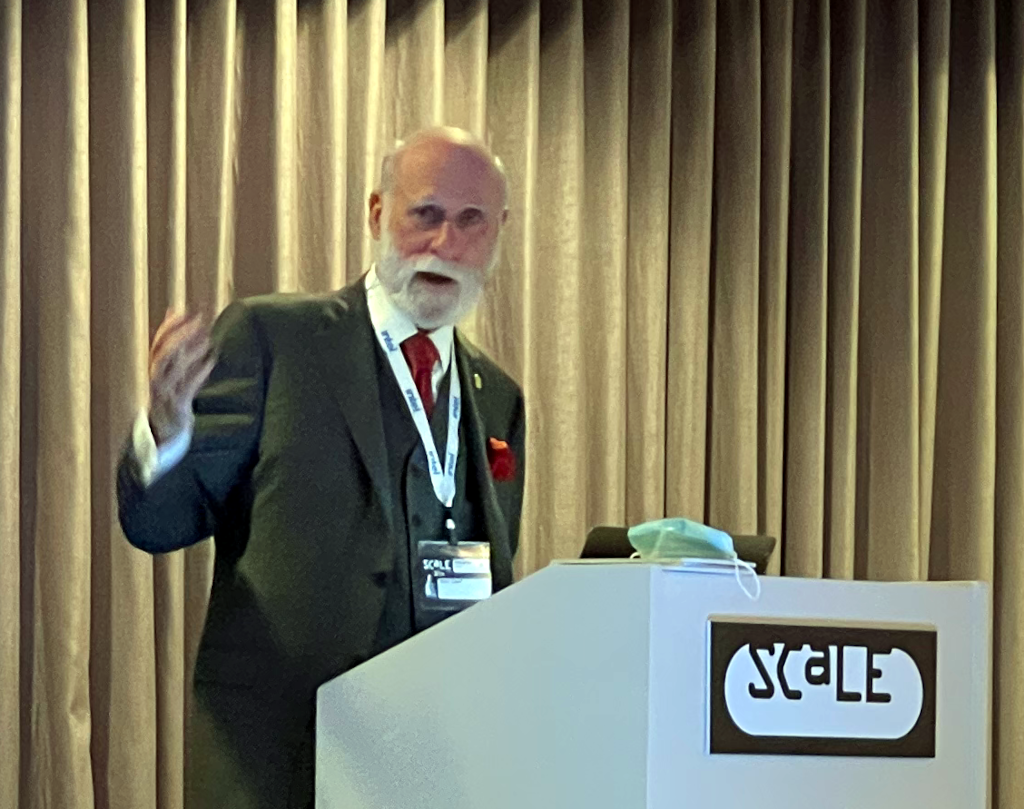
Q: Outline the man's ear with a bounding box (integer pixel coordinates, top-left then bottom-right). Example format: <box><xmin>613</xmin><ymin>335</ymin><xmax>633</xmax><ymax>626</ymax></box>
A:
<box><xmin>368</xmin><ymin>191</ymin><xmax>384</xmax><ymax>240</ymax></box>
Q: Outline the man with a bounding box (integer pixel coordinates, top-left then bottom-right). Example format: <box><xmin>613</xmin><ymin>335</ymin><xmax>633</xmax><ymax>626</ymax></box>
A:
<box><xmin>117</xmin><ymin>127</ymin><xmax>526</xmax><ymax>809</ymax></box>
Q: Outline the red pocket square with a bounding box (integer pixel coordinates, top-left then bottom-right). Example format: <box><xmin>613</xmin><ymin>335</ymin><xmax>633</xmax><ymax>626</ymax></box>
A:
<box><xmin>487</xmin><ymin>438</ymin><xmax>517</xmax><ymax>482</ymax></box>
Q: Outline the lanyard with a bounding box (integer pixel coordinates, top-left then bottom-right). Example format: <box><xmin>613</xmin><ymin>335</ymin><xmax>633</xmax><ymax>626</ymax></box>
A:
<box><xmin>366</xmin><ymin>282</ymin><xmax>461</xmax><ymax>508</ymax></box>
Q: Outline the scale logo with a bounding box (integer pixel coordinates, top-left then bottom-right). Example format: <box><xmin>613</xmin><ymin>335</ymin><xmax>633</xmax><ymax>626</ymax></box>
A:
<box><xmin>708</xmin><ymin>621</ymin><xmax>937</xmax><ymax>757</ymax></box>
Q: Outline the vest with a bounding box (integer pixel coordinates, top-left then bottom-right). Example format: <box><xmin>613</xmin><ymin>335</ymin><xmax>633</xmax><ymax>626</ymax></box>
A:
<box><xmin>371</xmin><ymin>340</ymin><xmax>484</xmax><ymax>656</ymax></box>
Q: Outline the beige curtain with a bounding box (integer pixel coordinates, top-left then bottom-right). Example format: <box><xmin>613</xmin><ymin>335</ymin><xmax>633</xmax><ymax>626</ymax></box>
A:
<box><xmin>2</xmin><ymin>0</ymin><xmax>1023</xmax><ymax>806</ymax></box>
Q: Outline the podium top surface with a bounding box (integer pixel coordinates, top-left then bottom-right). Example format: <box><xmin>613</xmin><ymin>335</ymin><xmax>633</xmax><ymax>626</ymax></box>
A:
<box><xmin>551</xmin><ymin>558</ymin><xmax>988</xmax><ymax>589</ymax></box>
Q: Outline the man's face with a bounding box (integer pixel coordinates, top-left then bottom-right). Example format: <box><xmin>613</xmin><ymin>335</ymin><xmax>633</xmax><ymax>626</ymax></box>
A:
<box><xmin>371</xmin><ymin>138</ymin><xmax>506</xmax><ymax>330</ymax></box>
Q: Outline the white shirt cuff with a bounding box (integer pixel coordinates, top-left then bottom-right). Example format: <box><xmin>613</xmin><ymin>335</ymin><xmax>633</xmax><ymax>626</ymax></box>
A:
<box><xmin>132</xmin><ymin>409</ymin><xmax>193</xmax><ymax>487</ymax></box>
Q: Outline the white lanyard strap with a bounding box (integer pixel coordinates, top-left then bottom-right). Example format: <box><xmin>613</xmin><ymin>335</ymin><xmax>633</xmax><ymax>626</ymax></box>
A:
<box><xmin>366</xmin><ymin>284</ymin><xmax>461</xmax><ymax>508</ymax></box>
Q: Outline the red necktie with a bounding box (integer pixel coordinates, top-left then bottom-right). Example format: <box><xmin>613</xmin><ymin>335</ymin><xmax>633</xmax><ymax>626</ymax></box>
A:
<box><xmin>401</xmin><ymin>331</ymin><xmax>440</xmax><ymax>417</ymax></box>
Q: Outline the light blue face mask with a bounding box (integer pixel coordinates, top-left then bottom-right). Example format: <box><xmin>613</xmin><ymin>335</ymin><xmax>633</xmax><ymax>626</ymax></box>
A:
<box><xmin>627</xmin><ymin>517</ymin><xmax>760</xmax><ymax>600</ymax></box>
<box><xmin>627</xmin><ymin>517</ymin><xmax>738</xmax><ymax>561</ymax></box>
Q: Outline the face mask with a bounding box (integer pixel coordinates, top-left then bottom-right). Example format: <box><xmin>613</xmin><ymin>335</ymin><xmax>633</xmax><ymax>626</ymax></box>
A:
<box><xmin>627</xmin><ymin>517</ymin><xmax>760</xmax><ymax>600</ymax></box>
<box><xmin>627</xmin><ymin>517</ymin><xmax>736</xmax><ymax>560</ymax></box>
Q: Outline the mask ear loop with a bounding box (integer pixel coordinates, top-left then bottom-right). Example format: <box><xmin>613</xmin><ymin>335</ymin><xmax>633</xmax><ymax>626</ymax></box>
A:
<box><xmin>733</xmin><ymin>558</ymin><xmax>761</xmax><ymax>600</ymax></box>
<box><xmin>629</xmin><ymin>551</ymin><xmax>760</xmax><ymax>600</ymax></box>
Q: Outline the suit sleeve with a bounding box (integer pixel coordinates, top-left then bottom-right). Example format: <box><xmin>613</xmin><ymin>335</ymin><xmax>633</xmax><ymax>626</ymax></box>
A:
<box><xmin>506</xmin><ymin>391</ymin><xmax>527</xmax><ymax>559</ymax></box>
<box><xmin>116</xmin><ymin>301</ymin><xmax>268</xmax><ymax>554</ymax></box>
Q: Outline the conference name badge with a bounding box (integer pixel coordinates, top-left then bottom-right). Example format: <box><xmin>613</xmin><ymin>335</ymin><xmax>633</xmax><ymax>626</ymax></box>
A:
<box><xmin>415</xmin><ymin>541</ymin><xmax>493</xmax><ymax>617</ymax></box>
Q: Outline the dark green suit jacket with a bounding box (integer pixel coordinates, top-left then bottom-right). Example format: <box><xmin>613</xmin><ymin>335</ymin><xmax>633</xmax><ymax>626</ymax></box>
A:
<box><xmin>116</xmin><ymin>280</ymin><xmax>526</xmax><ymax>809</ymax></box>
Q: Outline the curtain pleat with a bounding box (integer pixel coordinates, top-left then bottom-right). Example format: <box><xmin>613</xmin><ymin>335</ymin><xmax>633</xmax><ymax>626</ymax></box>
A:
<box><xmin>144</xmin><ymin>5</ymin><xmax>188</xmax><ymax>809</ymax></box>
<box><xmin>296</xmin><ymin>0</ymin><xmax>347</xmax><ymax>294</ymax></box>
<box><xmin>145</xmin><ymin>6</ymin><xmax>190</xmax><ymax>809</ymax></box>
<box><xmin>384</xmin><ymin>0</ymin><xmax>445</xmax><ymax>144</ymax></box>
<box><xmin>274</xmin><ymin>0</ymin><xmax>298</xmax><ymax>292</ymax></box>
<box><xmin>784</xmin><ymin>0</ymin><xmax>829</xmax><ymax>578</ymax></box>
<box><xmin>443</xmin><ymin>0</ymin><xmax>488</xmax><ymax>343</ymax></box>
<box><xmin>707</xmin><ymin>0</ymin><xmax>760</xmax><ymax>532</ymax></box>
<box><xmin>665</xmin><ymin>0</ymin><xmax>715</xmax><ymax>521</ymax></box>
<box><xmin>995</xmin><ymin>4</ymin><xmax>1024</xmax><ymax>806</ymax></box>
<box><xmin>624</xmin><ymin>0</ymin><xmax>672</xmax><ymax>526</ymax></box>
<box><xmin>580</xmin><ymin>0</ymin><xmax>628</xmax><ymax>529</ymax></box>
<box><xmin>527</xmin><ymin>0</ymin><xmax>585</xmax><ymax>562</ymax></box>
<box><xmin>186</xmin><ymin>0</ymin><xmax>237</xmax><ymax>312</ymax></box>
<box><xmin>857</xmin><ymin>0</ymin><xmax>921</xmax><ymax>581</ymax></box>
<box><xmin>824</xmin><ymin>0</ymin><xmax>865</xmax><ymax>581</ymax></box>
<box><xmin>21</xmin><ymin>0</ymin><xmax>94</xmax><ymax>804</ymax></box>
<box><xmin>444</xmin><ymin>0</ymin><xmax>488</xmax><ymax>137</ymax></box>
<box><xmin>233</xmin><ymin>0</ymin><xmax>278</xmax><ymax>299</ymax></box>
<box><xmin>6</xmin><ymin>0</ymin><xmax>1024</xmax><ymax>806</ymax></box>
<box><xmin>482</xmin><ymin>0</ymin><xmax>538</xmax><ymax>576</ymax></box>
<box><xmin>917</xmin><ymin>0</ymin><xmax>951</xmax><ymax>577</ymax></box>
<box><xmin>995</xmin><ymin>1</ymin><xmax>1024</xmax><ymax>802</ymax></box>
<box><xmin>757</xmin><ymin>0</ymin><xmax>791</xmax><ymax>577</ymax></box>
<box><xmin>87</xmin><ymin>1</ymin><xmax>157</xmax><ymax>806</ymax></box>
<box><xmin>0</xmin><ymin>0</ymin><xmax>19</xmax><ymax>807</ymax></box>
<box><xmin>345</xmin><ymin>0</ymin><xmax>385</xmax><ymax>283</ymax></box>
<box><xmin>479</xmin><ymin>0</ymin><xmax>537</xmax><ymax>384</ymax></box>
<box><xmin>931</xmin><ymin>0</ymin><xmax>998</xmax><ymax>584</ymax></box>
<box><xmin>182</xmin><ymin>5</ymin><xmax>235</xmax><ymax>792</ymax></box>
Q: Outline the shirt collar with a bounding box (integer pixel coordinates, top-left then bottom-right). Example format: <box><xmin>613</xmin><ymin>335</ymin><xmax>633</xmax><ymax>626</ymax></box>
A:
<box><xmin>365</xmin><ymin>265</ymin><xmax>454</xmax><ymax>374</ymax></box>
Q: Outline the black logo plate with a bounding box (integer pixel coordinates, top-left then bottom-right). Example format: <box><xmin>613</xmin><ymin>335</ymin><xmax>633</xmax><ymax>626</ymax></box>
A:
<box><xmin>709</xmin><ymin>621</ymin><xmax>937</xmax><ymax>757</ymax></box>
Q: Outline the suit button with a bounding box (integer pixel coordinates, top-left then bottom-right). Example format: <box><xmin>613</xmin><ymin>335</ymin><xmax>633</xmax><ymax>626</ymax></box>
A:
<box><xmin>371</xmin><ymin>571</ymin><xmax>388</xmax><ymax>587</ymax></box>
<box><xmin>411</xmin><ymin>514</ymin><xmax>423</xmax><ymax>528</ymax></box>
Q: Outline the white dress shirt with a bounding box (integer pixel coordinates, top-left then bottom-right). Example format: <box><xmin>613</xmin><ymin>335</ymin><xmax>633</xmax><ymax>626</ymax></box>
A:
<box><xmin>364</xmin><ymin>265</ymin><xmax>454</xmax><ymax>394</ymax></box>
<box><xmin>133</xmin><ymin>267</ymin><xmax>453</xmax><ymax>487</ymax></box>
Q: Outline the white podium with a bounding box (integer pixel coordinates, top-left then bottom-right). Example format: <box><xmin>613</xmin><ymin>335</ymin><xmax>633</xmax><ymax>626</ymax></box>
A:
<box><xmin>316</xmin><ymin>563</ymin><xmax>990</xmax><ymax>809</ymax></box>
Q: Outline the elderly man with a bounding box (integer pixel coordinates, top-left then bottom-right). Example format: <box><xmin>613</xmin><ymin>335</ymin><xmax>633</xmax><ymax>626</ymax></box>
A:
<box><xmin>116</xmin><ymin>127</ymin><xmax>526</xmax><ymax>809</ymax></box>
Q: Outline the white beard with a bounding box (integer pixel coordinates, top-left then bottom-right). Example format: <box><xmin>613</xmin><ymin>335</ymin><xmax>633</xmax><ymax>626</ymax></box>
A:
<box><xmin>375</xmin><ymin>226</ymin><xmax>498</xmax><ymax>330</ymax></box>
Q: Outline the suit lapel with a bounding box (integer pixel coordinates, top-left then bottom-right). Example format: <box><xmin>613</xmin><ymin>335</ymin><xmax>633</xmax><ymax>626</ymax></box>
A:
<box><xmin>313</xmin><ymin>286</ymin><xmax>511</xmax><ymax>583</ymax></box>
<box><xmin>455</xmin><ymin>335</ymin><xmax>513</xmax><ymax>584</ymax></box>
<box><xmin>313</xmin><ymin>282</ymin><xmax>397</xmax><ymax>538</ymax></box>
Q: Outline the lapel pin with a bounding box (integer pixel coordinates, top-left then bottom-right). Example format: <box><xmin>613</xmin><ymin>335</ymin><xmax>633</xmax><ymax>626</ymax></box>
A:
<box><xmin>474</xmin><ymin>373</ymin><xmax>483</xmax><ymax>390</ymax></box>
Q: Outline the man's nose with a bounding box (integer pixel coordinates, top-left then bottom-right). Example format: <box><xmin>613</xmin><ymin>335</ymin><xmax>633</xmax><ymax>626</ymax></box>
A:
<box><xmin>428</xmin><ymin>221</ymin><xmax>461</xmax><ymax>261</ymax></box>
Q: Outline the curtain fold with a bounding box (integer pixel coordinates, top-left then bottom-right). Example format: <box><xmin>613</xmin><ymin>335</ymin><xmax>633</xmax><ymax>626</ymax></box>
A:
<box><xmin>858</xmin><ymin>0</ymin><xmax>921</xmax><ymax>581</ymax></box>
<box><xmin>0</xmin><ymin>1</ymin><xmax>19</xmax><ymax>807</ymax></box>
<box><xmin>785</xmin><ymin>0</ymin><xmax>829</xmax><ymax>578</ymax></box>
<box><xmin>21</xmin><ymin>0</ymin><xmax>94</xmax><ymax>804</ymax></box>
<box><xmin>624</xmin><ymin>0</ymin><xmax>672</xmax><ymax>526</ymax></box>
<box><xmin>932</xmin><ymin>0</ymin><xmax>998</xmax><ymax>584</ymax></box>
<box><xmin>4</xmin><ymin>0</ymin><xmax>1024</xmax><ymax>806</ymax></box>
<box><xmin>825</xmin><ymin>0</ymin><xmax>865</xmax><ymax>581</ymax></box>
<box><xmin>665</xmin><ymin>0</ymin><xmax>716</xmax><ymax>523</ymax></box>
<box><xmin>528</xmin><ymin>0</ymin><xmax>585</xmax><ymax>562</ymax></box>
<box><xmin>995</xmin><ymin>6</ymin><xmax>1024</xmax><ymax>808</ymax></box>
<box><xmin>917</xmin><ymin>0</ymin><xmax>950</xmax><ymax>576</ymax></box>
<box><xmin>87</xmin><ymin>1</ymin><xmax>156</xmax><ymax>806</ymax></box>
<box><xmin>143</xmin><ymin>6</ymin><xmax>189</xmax><ymax>809</ymax></box>
<box><xmin>346</xmin><ymin>0</ymin><xmax>386</xmax><ymax>284</ymax></box>
<box><xmin>757</xmin><ymin>0</ymin><xmax>792</xmax><ymax>579</ymax></box>
<box><xmin>580</xmin><ymin>0</ymin><xmax>629</xmax><ymax>531</ymax></box>
<box><xmin>707</xmin><ymin>0</ymin><xmax>760</xmax><ymax>534</ymax></box>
